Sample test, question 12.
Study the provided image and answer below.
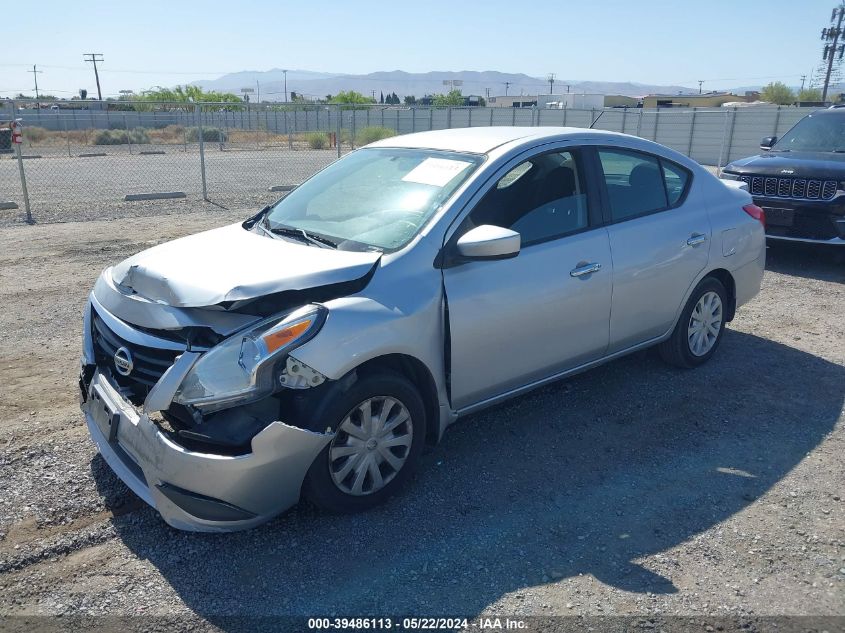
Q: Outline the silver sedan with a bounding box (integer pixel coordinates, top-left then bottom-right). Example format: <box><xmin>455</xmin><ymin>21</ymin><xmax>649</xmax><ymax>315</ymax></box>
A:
<box><xmin>80</xmin><ymin>127</ymin><xmax>766</xmax><ymax>531</ymax></box>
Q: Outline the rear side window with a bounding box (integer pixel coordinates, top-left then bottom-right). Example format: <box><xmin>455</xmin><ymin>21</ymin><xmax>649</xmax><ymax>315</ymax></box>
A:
<box><xmin>597</xmin><ymin>149</ymin><xmax>691</xmax><ymax>222</ymax></box>
<box><xmin>662</xmin><ymin>160</ymin><xmax>690</xmax><ymax>206</ymax></box>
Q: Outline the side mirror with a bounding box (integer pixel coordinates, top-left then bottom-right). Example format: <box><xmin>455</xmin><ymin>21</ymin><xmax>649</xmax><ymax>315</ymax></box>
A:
<box><xmin>760</xmin><ymin>136</ymin><xmax>777</xmax><ymax>151</ymax></box>
<box><xmin>456</xmin><ymin>225</ymin><xmax>521</xmax><ymax>260</ymax></box>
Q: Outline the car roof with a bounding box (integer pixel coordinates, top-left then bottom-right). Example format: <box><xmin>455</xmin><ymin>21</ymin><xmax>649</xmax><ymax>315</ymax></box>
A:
<box><xmin>367</xmin><ymin>126</ymin><xmax>627</xmax><ymax>154</ymax></box>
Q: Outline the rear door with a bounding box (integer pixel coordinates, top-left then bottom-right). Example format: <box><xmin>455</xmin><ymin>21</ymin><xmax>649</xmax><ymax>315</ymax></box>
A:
<box><xmin>443</xmin><ymin>147</ymin><xmax>612</xmax><ymax>410</ymax></box>
<box><xmin>595</xmin><ymin>148</ymin><xmax>710</xmax><ymax>353</ymax></box>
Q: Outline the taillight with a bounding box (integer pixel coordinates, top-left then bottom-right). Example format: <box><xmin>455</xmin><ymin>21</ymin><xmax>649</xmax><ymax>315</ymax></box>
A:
<box><xmin>743</xmin><ymin>203</ymin><xmax>765</xmax><ymax>228</ymax></box>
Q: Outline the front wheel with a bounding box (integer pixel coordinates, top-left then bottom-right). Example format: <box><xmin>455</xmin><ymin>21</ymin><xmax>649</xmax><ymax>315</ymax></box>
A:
<box><xmin>303</xmin><ymin>372</ymin><xmax>426</xmax><ymax>513</ymax></box>
<box><xmin>658</xmin><ymin>277</ymin><xmax>728</xmax><ymax>368</ymax></box>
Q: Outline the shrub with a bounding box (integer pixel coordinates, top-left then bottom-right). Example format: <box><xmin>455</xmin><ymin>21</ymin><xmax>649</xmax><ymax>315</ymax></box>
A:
<box><xmin>305</xmin><ymin>131</ymin><xmax>330</xmax><ymax>149</ymax></box>
<box><xmin>185</xmin><ymin>127</ymin><xmax>227</xmax><ymax>143</ymax></box>
<box><xmin>355</xmin><ymin>126</ymin><xmax>396</xmax><ymax>146</ymax></box>
<box><xmin>22</xmin><ymin>126</ymin><xmax>48</xmax><ymax>143</ymax></box>
<box><xmin>92</xmin><ymin>128</ymin><xmax>150</xmax><ymax>145</ymax></box>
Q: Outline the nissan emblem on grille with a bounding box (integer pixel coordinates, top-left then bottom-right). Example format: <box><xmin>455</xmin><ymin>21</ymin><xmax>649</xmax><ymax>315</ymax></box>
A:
<box><xmin>113</xmin><ymin>346</ymin><xmax>134</xmax><ymax>376</ymax></box>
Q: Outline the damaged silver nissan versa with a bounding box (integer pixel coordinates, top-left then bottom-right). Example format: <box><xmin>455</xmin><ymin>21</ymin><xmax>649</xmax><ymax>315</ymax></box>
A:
<box><xmin>80</xmin><ymin>127</ymin><xmax>765</xmax><ymax>531</ymax></box>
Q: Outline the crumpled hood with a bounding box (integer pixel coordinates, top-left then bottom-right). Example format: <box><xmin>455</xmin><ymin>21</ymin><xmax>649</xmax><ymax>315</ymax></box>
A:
<box><xmin>111</xmin><ymin>223</ymin><xmax>381</xmax><ymax>308</ymax></box>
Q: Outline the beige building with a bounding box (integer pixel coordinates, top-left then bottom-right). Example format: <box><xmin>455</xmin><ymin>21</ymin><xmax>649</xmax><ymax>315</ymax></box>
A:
<box><xmin>603</xmin><ymin>95</ymin><xmax>640</xmax><ymax>108</ymax></box>
<box><xmin>641</xmin><ymin>92</ymin><xmax>751</xmax><ymax>109</ymax></box>
<box><xmin>488</xmin><ymin>95</ymin><xmax>538</xmax><ymax>108</ymax></box>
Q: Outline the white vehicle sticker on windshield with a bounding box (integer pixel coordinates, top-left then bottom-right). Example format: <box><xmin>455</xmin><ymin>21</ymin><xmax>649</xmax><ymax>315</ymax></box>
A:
<box><xmin>401</xmin><ymin>158</ymin><xmax>472</xmax><ymax>187</ymax></box>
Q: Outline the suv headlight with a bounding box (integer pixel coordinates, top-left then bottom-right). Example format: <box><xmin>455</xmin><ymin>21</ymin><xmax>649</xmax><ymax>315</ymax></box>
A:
<box><xmin>719</xmin><ymin>171</ymin><xmax>740</xmax><ymax>180</ymax></box>
<box><xmin>173</xmin><ymin>304</ymin><xmax>327</xmax><ymax>412</ymax></box>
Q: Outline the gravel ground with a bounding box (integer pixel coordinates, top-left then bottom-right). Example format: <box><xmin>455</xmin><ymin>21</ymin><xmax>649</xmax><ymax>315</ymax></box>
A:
<box><xmin>0</xmin><ymin>205</ymin><xmax>843</xmax><ymax>630</ymax></box>
<box><xmin>0</xmin><ymin>147</ymin><xmax>341</xmax><ymax>227</ymax></box>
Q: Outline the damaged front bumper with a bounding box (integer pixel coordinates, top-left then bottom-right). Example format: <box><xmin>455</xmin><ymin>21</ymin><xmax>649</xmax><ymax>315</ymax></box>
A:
<box><xmin>81</xmin><ymin>367</ymin><xmax>333</xmax><ymax>532</ymax></box>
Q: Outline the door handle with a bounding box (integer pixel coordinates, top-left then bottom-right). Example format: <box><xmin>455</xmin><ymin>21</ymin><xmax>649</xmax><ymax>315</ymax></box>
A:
<box><xmin>570</xmin><ymin>262</ymin><xmax>602</xmax><ymax>277</ymax></box>
<box><xmin>686</xmin><ymin>233</ymin><xmax>707</xmax><ymax>247</ymax></box>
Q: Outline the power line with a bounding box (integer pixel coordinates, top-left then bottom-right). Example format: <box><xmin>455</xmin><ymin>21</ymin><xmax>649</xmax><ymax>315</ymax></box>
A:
<box><xmin>83</xmin><ymin>53</ymin><xmax>104</xmax><ymax>100</ymax></box>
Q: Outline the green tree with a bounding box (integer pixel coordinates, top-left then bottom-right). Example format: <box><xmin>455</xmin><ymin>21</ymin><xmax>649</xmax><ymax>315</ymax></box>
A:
<box><xmin>433</xmin><ymin>89</ymin><xmax>465</xmax><ymax>106</ymax></box>
<box><xmin>797</xmin><ymin>87</ymin><xmax>823</xmax><ymax>102</ymax></box>
<box><xmin>329</xmin><ymin>90</ymin><xmax>375</xmax><ymax>104</ymax></box>
<box><xmin>404</xmin><ymin>95</ymin><xmax>416</xmax><ymax>105</ymax></box>
<box><xmin>760</xmin><ymin>82</ymin><xmax>795</xmax><ymax>105</ymax></box>
<box><xmin>379</xmin><ymin>91</ymin><xmax>384</xmax><ymax>104</ymax></box>
<box><xmin>138</xmin><ymin>85</ymin><xmax>241</xmax><ymax>103</ymax></box>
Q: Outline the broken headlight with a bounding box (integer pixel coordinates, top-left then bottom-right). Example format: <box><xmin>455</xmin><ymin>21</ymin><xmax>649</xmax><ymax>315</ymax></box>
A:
<box><xmin>172</xmin><ymin>304</ymin><xmax>327</xmax><ymax>412</ymax></box>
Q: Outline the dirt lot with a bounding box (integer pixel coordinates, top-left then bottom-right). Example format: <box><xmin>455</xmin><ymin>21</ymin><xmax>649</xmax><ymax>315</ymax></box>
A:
<box><xmin>0</xmin><ymin>205</ymin><xmax>843</xmax><ymax>630</ymax></box>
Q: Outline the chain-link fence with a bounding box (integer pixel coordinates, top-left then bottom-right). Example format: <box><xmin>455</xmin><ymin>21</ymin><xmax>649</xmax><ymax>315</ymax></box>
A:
<box><xmin>0</xmin><ymin>99</ymin><xmax>815</xmax><ymax>224</ymax></box>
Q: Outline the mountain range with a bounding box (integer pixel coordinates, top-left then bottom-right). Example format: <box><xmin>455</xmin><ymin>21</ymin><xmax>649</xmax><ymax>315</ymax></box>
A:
<box><xmin>193</xmin><ymin>69</ymin><xmax>703</xmax><ymax>100</ymax></box>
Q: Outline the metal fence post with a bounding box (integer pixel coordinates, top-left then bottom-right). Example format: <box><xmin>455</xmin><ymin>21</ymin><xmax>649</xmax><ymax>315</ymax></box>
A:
<box><xmin>489</xmin><ymin>108</ymin><xmax>494</xmax><ymax>126</ymax></box>
<box><xmin>773</xmin><ymin>106</ymin><xmax>781</xmax><ymax>137</ymax></box>
<box><xmin>636</xmin><ymin>109</ymin><xmax>643</xmax><ymax>137</ymax></box>
<box><xmin>62</xmin><ymin>113</ymin><xmax>71</xmax><ymax>157</ymax></box>
<box><xmin>686</xmin><ymin>107</ymin><xmax>697</xmax><ymax>158</ymax></box>
<box><xmin>287</xmin><ymin>110</ymin><xmax>293</xmax><ymax>150</ymax></box>
<box><xmin>716</xmin><ymin>109</ymin><xmax>730</xmax><ymax>173</ymax></box>
<box><xmin>652</xmin><ymin>108</ymin><xmax>659</xmax><ymax>141</ymax></box>
<box><xmin>724</xmin><ymin>108</ymin><xmax>738</xmax><ymax>165</ymax></box>
<box><xmin>125</xmin><ymin>114</ymin><xmax>132</xmax><ymax>154</ymax></box>
<box><xmin>352</xmin><ymin>108</ymin><xmax>357</xmax><ymax>149</ymax></box>
<box><xmin>447</xmin><ymin>107</ymin><xmax>452</xmax><ymax>129</ymax></box>
<box><xmin>621</xmin><ymin>107</ymin><xmax>627</xmax><ymax>134</ymax></box>
<box><xmin>14</xmin><ymin>137</ymin><xmax>33</xmax><ymax>224</ymax></box>
<box><xmin>412</xmin><ymin>107</ymin><xmax>416</xmax><ymax>133</ymax></box>
<box><xmin>197</xmin><ymin>104</ymin><xmax>208</xmax><ymax>200</ymax></box>
<box><xmin>336</xmin><ymin>105</ymin><xmax>341</xmax><ymax>158</ymax></box>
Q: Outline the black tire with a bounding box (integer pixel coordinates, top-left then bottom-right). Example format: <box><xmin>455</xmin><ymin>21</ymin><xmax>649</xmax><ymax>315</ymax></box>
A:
<box><xmin>658</xmin><ymin>277</ymin><xmax>728</xmax><ymax>369</ymax></box>
<box><xmin>303</xmin><ymin>371</ymin><xmax>427</xmax><ymax>513</ymax></box>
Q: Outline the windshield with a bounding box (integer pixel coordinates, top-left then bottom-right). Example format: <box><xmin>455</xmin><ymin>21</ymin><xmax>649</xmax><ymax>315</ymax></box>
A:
<box><xmin>263</xmin><ymin>148</ymin><xmax>483</xmax><ymax>251</ymax></box>
<box><xmin>774</xmin><ymin>112</ymin><xmax>845</xmax><ymax>153</ymax></box>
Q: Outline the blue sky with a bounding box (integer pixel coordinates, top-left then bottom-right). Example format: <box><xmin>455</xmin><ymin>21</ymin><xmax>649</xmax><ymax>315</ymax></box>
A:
<box><xmin>3</xmin><ymin>0</ymin><xmax>839</xmax><ymax>97</ymax></box>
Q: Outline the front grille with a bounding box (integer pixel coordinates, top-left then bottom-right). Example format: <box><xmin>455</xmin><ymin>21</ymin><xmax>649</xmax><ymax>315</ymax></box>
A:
<box><xmin>740</xmin><ymin>174</ymin><xmax>838</xmax><ymax>201</ymax></box>
<box><xmin>92</xmin><ymin>311</ymin><xmax>181</xmax><ymax>399</ymax></box>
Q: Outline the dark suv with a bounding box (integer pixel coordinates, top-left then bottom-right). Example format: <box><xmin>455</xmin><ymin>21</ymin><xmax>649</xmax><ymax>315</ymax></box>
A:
<box><xmin>720</xmin><ymin>107</ymin><xmax>845</xmax><ymax>245</ymax></box>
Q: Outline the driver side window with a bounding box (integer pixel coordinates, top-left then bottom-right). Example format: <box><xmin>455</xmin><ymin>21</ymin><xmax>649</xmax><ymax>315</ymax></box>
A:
<box><xmin>467</xmin><ymin>150</ymin><xmax>590</xmax><ymax>246</ymax></box>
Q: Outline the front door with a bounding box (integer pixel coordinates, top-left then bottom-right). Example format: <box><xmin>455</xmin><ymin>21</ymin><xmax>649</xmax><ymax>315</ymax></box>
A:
<box><xmin>443</xmin><ymin>148</ymin><xmax>613</xmax><ymax>410</ymax></box>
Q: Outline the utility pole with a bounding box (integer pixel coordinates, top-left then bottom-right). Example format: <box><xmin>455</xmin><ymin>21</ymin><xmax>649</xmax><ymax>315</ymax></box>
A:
<box><xmin>29</xmin><ymin>65</ymin><xmax>43</xmax><ymax>100</ymax></box>
<box><xmin>821</xmin><ymin>4</ymin><xmax>845</xmax><ymax>102</ymax></box>
<box><xmin>698</xmin><ymin>80</ymin><xmax>704</xmax><ymax>94</ymax></box>
<box><xmin>800</xmin><ymin>74</ymin><xmax>807</xmax><ymax>92</ymax></box>
<box><xmin>504</xmin><ymin>81</ymin><xmax>511</xmax><ymax>96</ymax></box>
<box><xmin>282</xmin><ymin>69</ymin><xmax>288</xmax><ymax>102</ymax></box>
<box><xmin>256</xmin><ymin>80</ymin><xmax>260</xmax><ymax>103</ymax></box>
<box><xmin>547</xmin><ymin>73</ymin><xmax>556</xmax><ymax>94</ymax></box>
<box><xmin>83</xmin><ymin>53</ymin><xmax>104</xmax><ymax>100</ymax></box>
<box><xmin>485</xmin><ymin>87</ymin><xmax>490</xmax><ymax>100</ymax></box>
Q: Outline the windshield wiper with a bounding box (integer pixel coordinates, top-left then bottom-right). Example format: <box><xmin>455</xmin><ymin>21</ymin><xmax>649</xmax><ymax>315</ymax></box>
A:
<box><xmin>267</xmin><ymin>224</ymin><xmax>339</xmax><ymax>249</ymax></box>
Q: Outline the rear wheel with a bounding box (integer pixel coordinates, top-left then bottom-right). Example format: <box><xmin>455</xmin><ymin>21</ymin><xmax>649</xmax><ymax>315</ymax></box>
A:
<box><xmin>658</xmin><ymin>277</ymin><xmax>727</xmax><ymax>368</ymax></box>
<box><xmin>303</xmin><ymin>372</ymin><xmax>426</xmax><ymax>513</ymax></box>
